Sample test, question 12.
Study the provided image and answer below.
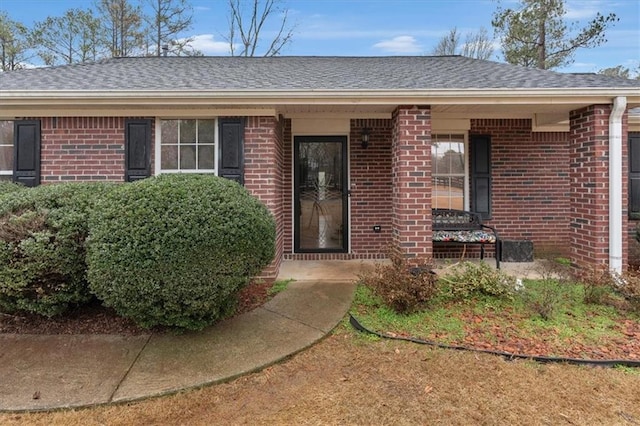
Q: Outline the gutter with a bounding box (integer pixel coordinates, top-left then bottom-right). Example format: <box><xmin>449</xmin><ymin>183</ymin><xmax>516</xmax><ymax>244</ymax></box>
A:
<box><xmin>610</xmin><ymin>96</ymin><xmax>626</xmax><ymax>274</ymax></box>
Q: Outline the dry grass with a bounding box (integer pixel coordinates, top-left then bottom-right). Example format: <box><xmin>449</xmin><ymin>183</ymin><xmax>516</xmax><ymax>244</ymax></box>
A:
<box><xmin>2</xmin><ymin>328</ymin><xmax>639</xmax><ymax>426</ymax></box>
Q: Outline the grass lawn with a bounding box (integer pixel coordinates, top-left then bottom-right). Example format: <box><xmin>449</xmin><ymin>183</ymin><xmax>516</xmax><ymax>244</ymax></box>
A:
<box><xmin>352</xmin><ymin>267</ymin><xmax>640</xmax><ymax>361</ymax></box>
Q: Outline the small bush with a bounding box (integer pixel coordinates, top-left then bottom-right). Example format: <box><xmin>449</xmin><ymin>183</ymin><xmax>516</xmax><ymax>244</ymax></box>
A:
<box><xmin>0</xmin><ymin>182</ymin><xmax>115</xmax><ymax>317</ymax></box>
<box><xmin>522</xmin><ymin>280</ymin><xmax>564</xmax><ymax>320</ymax></box>
<box><xmin>442</xmin><ymin>261</ymin><xmax>516</xmax><ymax>300</ymax></box>
<box><xmin>579</xmin><ymin>265</ymin><xmax>616</xmax><ymax>305</ymax></box>
<box><xmin>618</xmin><ymin>271</ymin><xmax>640</xmax><ymax>314</ymax></box>
<box><xmin>87</xmin><ymin>174</ymin><xmax>276</xmax><ymax>330</ymax></box>
<box><xmin>359</xmin><ymin>249</ymin><xmax>438</xmax><ymax>314</ymax></box>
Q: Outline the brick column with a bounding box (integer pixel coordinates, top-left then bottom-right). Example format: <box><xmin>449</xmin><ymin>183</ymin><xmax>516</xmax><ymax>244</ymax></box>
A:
<box><xmin>391</xmin><ymin>106</ymin><xmax>432</xmax><ymax>264</ymax></box>
<box><xmin>244</xmin><ymin>116</ymin><xmax>285</xmax><ymax>280</ymax></box>
<box><xmin>569</xmin><ymin>104</ymin><xmax>628</xmax><ymax>270</ymax></box>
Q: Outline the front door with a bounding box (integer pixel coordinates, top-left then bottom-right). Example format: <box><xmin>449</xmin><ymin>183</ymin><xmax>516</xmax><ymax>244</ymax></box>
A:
<box><xmin>294</xmin><ymin>136</ymin><xmax>348</xmax><ymax>252</ymax></box>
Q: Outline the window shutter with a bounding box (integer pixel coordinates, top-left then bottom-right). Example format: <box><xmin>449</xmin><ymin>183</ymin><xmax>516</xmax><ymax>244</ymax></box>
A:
<box><xmin>13</xmin><ymin>120</ymin><xmax>41</xmax><ymax>187</ymax></box>
<box><xmin>630</xmin><ymin>133</ymin><xmax>640</xmax><ymax>218</ymax></box>
<box><xmin>125</xmin><ymin>119</ymin><xmax>151</xmax><ymax>182</ymax></box>
<box><xmin>218</xmin><ymin>118</ymin><xmax>244</xmax><ymax>184</ymax></box>
<box><xmin>470</xmin><ymin>134</ymin><xmax>492</xmax><ymax>219</ymax></box>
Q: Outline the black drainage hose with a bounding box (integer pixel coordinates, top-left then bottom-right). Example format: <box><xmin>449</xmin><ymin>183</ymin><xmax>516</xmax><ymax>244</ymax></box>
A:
<box><xmin>349</xmin><ymin>314</ymin><xmax>640</xmax><ymax>368</ymax></box>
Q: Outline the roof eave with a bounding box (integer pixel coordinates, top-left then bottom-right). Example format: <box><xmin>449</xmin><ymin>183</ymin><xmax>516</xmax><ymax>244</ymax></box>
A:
<box><xmin>1</xmin><ymin>88</ymin><xmax>638</xmax><ymax>110</ymax></box>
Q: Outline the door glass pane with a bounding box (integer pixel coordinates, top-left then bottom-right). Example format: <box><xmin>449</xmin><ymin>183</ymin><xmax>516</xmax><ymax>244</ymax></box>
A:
<box><xmin>298</xmin><ymin>141</ymin><xmax>343</xmax><ymax>250</ymax></box>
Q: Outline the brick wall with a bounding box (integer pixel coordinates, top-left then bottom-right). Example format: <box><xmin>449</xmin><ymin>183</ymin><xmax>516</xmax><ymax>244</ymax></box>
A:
<box><xmin>470</xmin><ymin>119</ymin><xmax>571</xmax><ymax>257</ymax></box>
<box><xmin>391</xmin><ymin>106</ymin><xmax>432</xmax><ymax>263</ymax></box>
<box><xmin>350</xmin><ymin>119</ymin><xmax>393</xmax><ymax>255</ymax></box>
<box><xmin>39</xmin><ymin>117</ymin><xmax>131</xmax><ymax>183</ymax></box>
<box><xmin>244</xmin><ymin>116</ymin><xmax>285</xmax><ymax>279</ymax></box>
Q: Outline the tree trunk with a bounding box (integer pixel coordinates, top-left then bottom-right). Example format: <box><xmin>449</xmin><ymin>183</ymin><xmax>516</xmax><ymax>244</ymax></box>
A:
<box><xmin>537</xmin><ymin>19</ymin><xmax>546</xmax><ymax>69</ymax></box>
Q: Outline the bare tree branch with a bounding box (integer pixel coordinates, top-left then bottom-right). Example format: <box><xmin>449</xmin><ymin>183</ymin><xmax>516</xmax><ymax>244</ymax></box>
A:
<box><xmin>226</xmin><ymin>0</ymin><xmax>294</xmax><ymax>57</ymax></box>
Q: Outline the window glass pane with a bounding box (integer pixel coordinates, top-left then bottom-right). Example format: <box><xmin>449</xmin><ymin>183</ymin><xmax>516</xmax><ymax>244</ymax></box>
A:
<box><xmin>180</xmin><ymin>145</ymin><xmax>196</xmax><ymax>169</ymax></box>
<box><xmin>432</xmin><ymin>176</ymin><xmax>464</xmax><ymax>210</ymax></box>
<box><xmin>198</xmin><ymin>120</ymin><xmax>215</xmax><ymax>143</ymax></box>
<box><xmin>161</xmin><ymin>120</ymin><xmax>178</xmax><ymax>144</ymax></box>
<box><xmin>0</xmin><ymin>145</ymin><xmax>12</xmax><ymax>171</ymax></box>
<box><xmin>0</xmin><ymin>146</ymin><xmax>12</xmax><ymax>171</ymax></box>
<box><xmin>161</xmin><ymin>145</ymin><xmax>178</xmax><ymax>169</ymax></box>
<box><xmin>448</xmin><ymin>142</ymin><xmax>465</xmax><ymax>175</ymax></box>
<box><xmin>198</xmin><ymin>145</ymin><xmax>215</xmax><ymax>169</ymax></box>
<box><xmin>432</xmin><ymin>134</ymin><xmax>466</xmax><ymax>210</ymax></box>
<box><xmin>0</xmin><ymin>121</ymin><xmax>13</xmax><ymax>144</ymax></box>
<box><xmin>180</xmin><ymin>120</ymin><xmax>197</xmax><ymax>143</ymax></box>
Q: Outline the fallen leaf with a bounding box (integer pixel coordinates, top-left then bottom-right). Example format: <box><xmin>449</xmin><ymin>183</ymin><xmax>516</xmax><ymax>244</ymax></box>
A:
<box><xmin>424</xmin><ymin>385</ymin><xmax>434</xmax><ymax>394</ymax></box>
<box><xmin>32</xmin><ymin>391</ymin><xmax>40</xmax><ymax>400</ymax></box>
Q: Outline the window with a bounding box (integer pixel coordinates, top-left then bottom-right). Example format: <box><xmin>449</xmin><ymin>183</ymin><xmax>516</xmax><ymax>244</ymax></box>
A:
<box><xmin>159</xmin><ymin>119</ymin><xmax>216</xmax><ymax>173</ymax></box>
<box><xmin>432</xmin><ymin>134</ymin><xmax>467</xmax><ymax>210</ymax></box>
<box><xmin>0</xmin><ymin>121</ymin><xmax>13</xmax><ymax>181</ymax></box>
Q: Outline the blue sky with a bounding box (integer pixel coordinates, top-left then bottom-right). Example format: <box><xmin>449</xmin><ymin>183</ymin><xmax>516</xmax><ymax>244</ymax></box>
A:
<box><xmin>1</xmin><ymin>0</ymin><xmax>638</xmax><ymax>73</ymax></box>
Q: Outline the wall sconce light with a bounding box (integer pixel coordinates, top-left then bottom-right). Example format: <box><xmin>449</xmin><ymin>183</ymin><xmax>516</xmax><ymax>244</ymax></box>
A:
<box><xmin>361</xmin><ymin>127</ymin><xmax>371</xmax><ymax>149</ymax></box>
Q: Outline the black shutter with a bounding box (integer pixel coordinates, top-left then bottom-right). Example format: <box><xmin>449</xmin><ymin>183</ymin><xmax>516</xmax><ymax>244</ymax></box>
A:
<box><xmin>13</xmin><ymin>120</ymin><xmax>41</xmax><ymax>187</ymax></box>
<box><xmin>630</xmin><ymin>133</ymin><xmax>640</xmax><ymax>218</ymax></box>
<box><xmin>470</xmin><ymin>134</ymin><xmax>492</xmax><ymax>219</ymax></box>
<box><xmin>125</xmin><ymin>119</ymin><xmax>151</xmax><ymax>182</ymax></box>
<box><xmin>218</xmin><ymin>118</ymin><xmax>244</xmax><ymax>184</ymax></box>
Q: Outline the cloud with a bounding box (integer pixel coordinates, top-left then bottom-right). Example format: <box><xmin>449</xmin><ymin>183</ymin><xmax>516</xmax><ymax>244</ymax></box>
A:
<box><xmin>373</xmin><ymin>35</ymin><xmax>422</xmax><ymax>54</ymax></box>
<box><xmin>188</xmin><ymin>34</ymin><xmax>230</xmax><ymax>55</ymax></box>
<box><xmin>564</xmin><ymin>0</ymin><xmax>602</xmax><ymax>19</ymax></box>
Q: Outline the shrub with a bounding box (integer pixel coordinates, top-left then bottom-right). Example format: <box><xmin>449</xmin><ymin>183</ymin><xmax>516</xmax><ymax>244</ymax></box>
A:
<box><xmin>0</xmin><ymin>182</ymin><xmax>115</xmax><ymax>317</ymax></box>
<box><xmin>0</xmin><ymin>181</ymin><xmax>26</xmax><ymax>197</ymax></box>
<box><xmin>618</xmin><ymin>271</ymin><xmax>640</xmax><ymax>314</ymax></box>
<box><xmin>578</xmin><ymin>265</ymin><xmax>616</xmax><ymax>305</ymax></box>
<box><xmin>522</xmin><ymin>280</ymin><xmax>565</xmax><ymax>320</ymax></box>
<box><xmin>359</xmin><ymin>249</ymin><xmax>438</xmax><ymax>314</ymax></box>
<box><xmin>87</xmin><ymin>174</ymin><xmax>276</xmax><ymax>330</ymax></box>
<box><xmin>442</xmin><ymin>261</ymin><xmax>516</xmax><ymax>300</ymax></box>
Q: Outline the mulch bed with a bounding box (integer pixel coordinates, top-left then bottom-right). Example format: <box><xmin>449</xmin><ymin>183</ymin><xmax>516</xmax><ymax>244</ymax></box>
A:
<box><xmin>0</xmin><ymin>280</ymin><xmax>273</xmax><ymax>335</ymax></box>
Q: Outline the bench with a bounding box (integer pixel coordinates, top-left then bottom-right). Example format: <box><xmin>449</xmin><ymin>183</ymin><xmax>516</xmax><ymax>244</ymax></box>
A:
<box><xmin>432</xmin><ymin>209</ymin><xmax>500</xmax><ymax>269</ymax></box>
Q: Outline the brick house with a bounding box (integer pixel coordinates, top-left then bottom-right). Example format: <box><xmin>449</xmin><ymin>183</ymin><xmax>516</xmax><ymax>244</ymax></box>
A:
<box><xmin>1</xmin><ymin>56</ymin><xmax>639</xmax><ymax>278</ymax></box>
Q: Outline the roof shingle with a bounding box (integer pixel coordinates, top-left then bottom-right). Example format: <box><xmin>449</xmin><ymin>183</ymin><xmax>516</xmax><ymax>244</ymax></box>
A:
<box><xmin>2</xmin><ymin>56</ymin><xmax>639</xmax><ymax>92</ymax></box>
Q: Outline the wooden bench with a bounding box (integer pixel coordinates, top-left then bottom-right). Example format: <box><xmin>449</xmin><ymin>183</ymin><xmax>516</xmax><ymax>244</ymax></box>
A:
<box><xmin>432</xmin><ymin>209</ymin><xmax>500</xmax><ymax>269</ymax></box>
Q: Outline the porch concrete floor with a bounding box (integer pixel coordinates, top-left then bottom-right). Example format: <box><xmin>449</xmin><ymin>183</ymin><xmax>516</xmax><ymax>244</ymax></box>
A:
<box><xmin>277</xmin><ymin>258</ymin><xmax>553</xmax><ymax>282</ymax></box>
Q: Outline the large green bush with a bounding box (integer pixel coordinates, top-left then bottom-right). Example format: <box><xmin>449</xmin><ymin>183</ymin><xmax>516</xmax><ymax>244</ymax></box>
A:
<box><xmin>0</xmin><ymin>181</ymin><xmax>26</xmax><ymax>197</ymax></box>
<box><xmin>0</xmin><ymin>182</ymin><xmax>115</xmax><ymax>317</ymax></box>
<box><xmin>87</xmin><ymin>174</ymin><xmax>276</xmax><ymax>330</ymax></box>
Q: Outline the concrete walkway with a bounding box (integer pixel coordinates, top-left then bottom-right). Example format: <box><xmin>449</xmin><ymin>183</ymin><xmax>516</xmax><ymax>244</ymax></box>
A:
<box><xmin>0</xmin><ymin>261</ymin><xmax>371</xmax><ymax>412</ymax></box>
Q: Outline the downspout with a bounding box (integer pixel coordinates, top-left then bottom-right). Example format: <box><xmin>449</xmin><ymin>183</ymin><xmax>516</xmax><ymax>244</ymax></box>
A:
<box><xmin>609</xmin><ymin>96</ymin><xmax>626</xmax><ymax>274</ymax></box>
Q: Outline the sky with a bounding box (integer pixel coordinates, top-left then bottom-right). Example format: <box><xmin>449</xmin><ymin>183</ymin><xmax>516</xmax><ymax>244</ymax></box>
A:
<box><xmin>0</xmin><ymin>0</ymin><xmax>638</xmax><ymax>74</ymax></box>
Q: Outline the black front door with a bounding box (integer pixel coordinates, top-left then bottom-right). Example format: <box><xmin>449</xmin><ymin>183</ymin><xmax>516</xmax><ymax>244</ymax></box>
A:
<box><xmin>294</xmin><ymin>136</ymin><xmax>348</xmax><ymax>253</ymax></box>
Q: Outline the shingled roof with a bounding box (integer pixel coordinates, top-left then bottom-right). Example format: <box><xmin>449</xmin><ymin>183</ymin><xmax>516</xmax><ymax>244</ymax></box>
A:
<box><xmin>2</xmin><ymin>56</ymin><xmax>639</xmax><ymax>92</ymax></box>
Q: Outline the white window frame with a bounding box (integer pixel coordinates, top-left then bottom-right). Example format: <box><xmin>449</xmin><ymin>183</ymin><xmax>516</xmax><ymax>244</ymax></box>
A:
<box><xmin>155</xmin><ymin>118</ymin><xmax>218</xmax><ymax>175</ymax></box>
<box><xmin>0</xmin><ymin>120</ymin><xmax>14</xmax><ymax>180</ymax></box>
<box><xmin>432</xmin><ymin>133</ymin><xmax>470</xmax><ymax>211</ymax></box>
